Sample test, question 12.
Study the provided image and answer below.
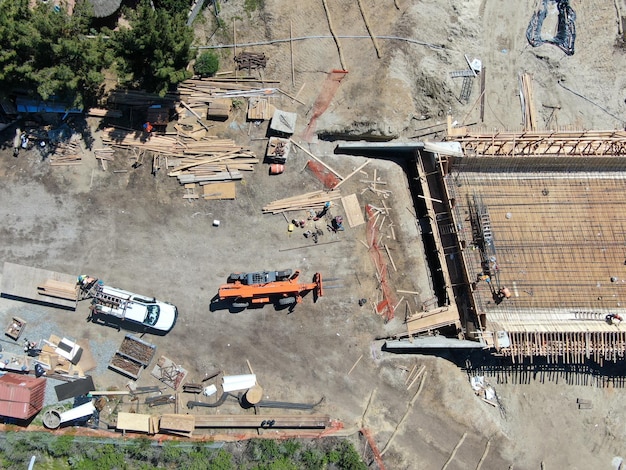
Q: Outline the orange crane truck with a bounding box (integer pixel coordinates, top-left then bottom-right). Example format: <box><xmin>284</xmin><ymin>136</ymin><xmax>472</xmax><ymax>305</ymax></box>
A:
<box><xmin>218</xmin><ymin>269</ymin><xmax>323</xmax><ymax>309</ymax></box>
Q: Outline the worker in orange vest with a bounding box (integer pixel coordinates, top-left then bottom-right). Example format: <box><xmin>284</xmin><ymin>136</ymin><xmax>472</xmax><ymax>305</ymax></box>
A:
<box><xmin>143</xmin><ymin>121</ymin><xmax>154</xmax><ymax>133</ymax></box>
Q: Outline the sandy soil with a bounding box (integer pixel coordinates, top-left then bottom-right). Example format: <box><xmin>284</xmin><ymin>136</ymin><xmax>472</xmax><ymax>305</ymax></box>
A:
<box><xmin>1</xmin><ymin>0</ymin><xmax>626</xmax><ymax>469</ymax></box>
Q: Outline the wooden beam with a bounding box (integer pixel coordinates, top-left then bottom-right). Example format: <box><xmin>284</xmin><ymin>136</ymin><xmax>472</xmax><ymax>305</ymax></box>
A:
<box><xmin>321</xmin><ymin>0</ymin><xmax>347</xmax><ymax>70</ymax></box>
<box><xmin>290</xmin><ymin>139</ymin><xmax>343</xmax><ymax>178</ymax></box>
<box><xmin>441</xmin><ymin>432</ymin><xmax>467</xmax><ymax>470</ymax></box>
<box><xmin>332</xmin><ymin>160</ymin><xmax>370</xmax><ymax>189</ymax></box>
<box><xmin>356</xmin><ymin>0</ymin><xmax>381</xmax><ymax>58</ymax></box>
<box><xmin>290</xmin><ymin>21</ymin><xmax>295</xmax><ymax>87</ymax></box>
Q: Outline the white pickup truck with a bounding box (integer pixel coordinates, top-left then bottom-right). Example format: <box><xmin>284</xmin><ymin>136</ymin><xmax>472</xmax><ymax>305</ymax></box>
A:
<box><xmin>82</xmin><ymin>279</ymin><xmax>178</xmax><ymax>334</ymax></box>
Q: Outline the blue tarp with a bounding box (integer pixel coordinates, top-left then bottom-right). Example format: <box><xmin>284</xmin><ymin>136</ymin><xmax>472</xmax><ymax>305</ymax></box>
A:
<box><xmin>15</xmin><ymin>97</ymin><xmax>83</xmax><ymax>114</ymax></box>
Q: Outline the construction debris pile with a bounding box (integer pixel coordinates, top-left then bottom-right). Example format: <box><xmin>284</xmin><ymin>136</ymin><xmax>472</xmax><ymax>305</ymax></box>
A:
<box><xmin>48</xmin><ymin>136</ymin><xmax>83</xmax><ymax>166</ymax></box>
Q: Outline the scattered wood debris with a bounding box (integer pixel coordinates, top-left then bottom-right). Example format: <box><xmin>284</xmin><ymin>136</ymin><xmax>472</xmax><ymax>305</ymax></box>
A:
<box><xmin>49</xmin><ymin>137</ymin><xmax>82</xmax><ymax>166</ymax></box>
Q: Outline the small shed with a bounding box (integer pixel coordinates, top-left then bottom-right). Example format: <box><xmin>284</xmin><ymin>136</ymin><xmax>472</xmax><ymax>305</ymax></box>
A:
<box><xmin>0</xmin><ymin>373</ymin><xmax>46</xmax><ymax>420</ymax></box>
<box><xmin>146</xmin><ymin>105</ymin><xmax>171</xmax><ymax>130</ymax></box>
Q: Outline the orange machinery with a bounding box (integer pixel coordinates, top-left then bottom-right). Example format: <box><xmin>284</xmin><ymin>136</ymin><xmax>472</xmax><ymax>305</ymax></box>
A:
<box><xmin>218</xmin><ymin>270</ymin><xmax>323</xmax><ymax>308</ymax></box>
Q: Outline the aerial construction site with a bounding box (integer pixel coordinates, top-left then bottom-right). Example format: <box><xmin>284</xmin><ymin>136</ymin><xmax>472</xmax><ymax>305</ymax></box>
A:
<box><xmin>1</xmin><ymin>0</ymin><xmax>626</xmax><ymax>469</ymax></box>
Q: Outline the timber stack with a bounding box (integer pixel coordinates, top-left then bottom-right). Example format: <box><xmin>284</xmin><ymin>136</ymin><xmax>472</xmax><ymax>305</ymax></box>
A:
<box><xmin>234</xmin><ymin>52</ymin><xmax>267</xmax><ymax>70</ymax></box>
<box><xmin>262</xmin><ymin>190</ymin><xmax>343</xmax><ymax>214</ymax></box>
<box><xmin>101</xmin><ymin>127</ymin><xmax>258</xmax><ymax>187</ymax></box>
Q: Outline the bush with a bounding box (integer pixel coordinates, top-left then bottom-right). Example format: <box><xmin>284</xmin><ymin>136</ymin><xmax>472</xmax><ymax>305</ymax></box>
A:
<box><xmin>194</xmin><ymin>52</ymin><xmax>220</xmax><ymax>77</ymax></box>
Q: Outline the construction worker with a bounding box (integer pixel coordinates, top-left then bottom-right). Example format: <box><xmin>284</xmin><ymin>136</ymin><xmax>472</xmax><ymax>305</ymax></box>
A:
<box><xmin>142</xmin><ymin>121</ymin><xmax>154</xmax><ymax>134</ymax></box>
<box><xmin>606</xmin><ymin>313</ymin><xmax>623</xmax><ymax>325</ymax></box>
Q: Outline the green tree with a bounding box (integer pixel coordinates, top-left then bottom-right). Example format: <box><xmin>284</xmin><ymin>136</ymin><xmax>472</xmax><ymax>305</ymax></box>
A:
<box><xmin>209</xmin><ymin>449</ymin><xmax>234</xmax><ymax>470</ymax></box>
<box><xmin>194</xmin><ymin>51</ymin><xmax>219</xmax><ymax>77</ymax></box>
<box><xmin>0</xmin><ymin>0</ymin><xmax>111</xmax><ymax>108</ymax></box>
<box><xmin>111</xmin><ymin>0</ymin><xmax>193</xmax><ymax>95</ymax></box>
<box><xmin>155</xmin><ymin>0</ymin><xmax>192</xmax><ymax>14</ymax></box>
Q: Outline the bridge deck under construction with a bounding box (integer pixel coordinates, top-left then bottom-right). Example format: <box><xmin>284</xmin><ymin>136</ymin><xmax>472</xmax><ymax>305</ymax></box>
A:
<box><xmin>435</xmin><ymin>125</ymin><xmax>626</xmax><ymax>364</ymax></box>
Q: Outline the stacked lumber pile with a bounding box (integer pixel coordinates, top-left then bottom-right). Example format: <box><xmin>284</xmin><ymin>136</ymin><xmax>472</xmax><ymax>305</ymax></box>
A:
<box><xmin>206</xmin><ymin>99</ymin><xmax>232</xmax><ymax>120</ymax></box>
<box><xmin>177</xmin><ymin>78</ymin><xmax>278</xmax><ymax>106</ymax></box>
<box><xmin>49</xmin><ymin>138</ymin><xmax>82</xmax><ymax>166</ymax></box>
<box><xmin>262</xmin><ymin>190</ymin><xmax>343</xmax><ymax>214</ymax></box>
<box><xmin>107</xmin><ymin>89</ymin><xmax>174</xmax><ymax>108</ymax></box>
<box><xmin>101</xmin><ymin>127</ymin><xmax>257</xmax><ymax>195</ymax></box>
<box><xmin>235</xmin><ymin>52</ymin><xmax>267</xmax><ymax>70</ymax></box>
<box><xmin>167</xmin><ymin>137</ymin><xmax>258</xmax><ymax>186</ymax></box>
<box><xmin>102</xmin><ymin>128</ymin><xmax>183</xmax><ymax>154</ymax></box>
<box><xmin>159</xmin><ymin>414</ymin><xmax>195</xmax><ymax>437</ymax></box>
<box><xmin>248</xmin><ymin>97</ymin><xmax>275</xmax><ymax>120</ymax></box>
<box><xmin>37</xmin><ymin>279</ymin><xmax>79</xmax><ymax>301</ymax></box>
<box><xmin>87</xmin><ymin>108</ymin><xmax>122</xmax><ymax>118</ymax></box>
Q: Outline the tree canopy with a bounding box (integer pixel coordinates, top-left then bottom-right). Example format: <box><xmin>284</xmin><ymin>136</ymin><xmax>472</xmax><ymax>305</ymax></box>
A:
<box><xmin>109</xmin><ymin>0</ymin><xmax>194</xmax><ymax>96</ymax></box>
<box><xmin>0</xmin><ymin>0</ymin><xmax>112</xmax><ymax>108</ymax></box>
<box><xmin>0</xmin><ymin>0</ymin><xmax>195</xmax><ymax>106</ymax></box>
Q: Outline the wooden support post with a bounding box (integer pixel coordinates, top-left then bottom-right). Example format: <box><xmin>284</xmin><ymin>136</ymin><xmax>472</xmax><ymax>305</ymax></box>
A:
<box><xmin>404</xmin><ymin>364</ymin><xmax>417</xmax><ymax>385</ymax></box>
<box><xmin>277</xmin><ymin>88</ymin><xmax>306</xmax><ymax>105</ymax></box>
<box><xmin>384</xmin><ymin>244</ymin><xmax>398</xmax><ymax>272</ymax></box>
<box><xmin>406</xmin><ymin>365</ymin><xmax>425</xmax><ymax>390</ymax></box>
<box><xmin>480</xmin><ymin>66</ymin><xmax>486</xmax><ymax>123</ymax></box>
<box><xmin>294</xmin><ymin>83</ymin><xmax>306</xmax><ymax>103</ymax></box>
<box><xmin>290</xmin><ymin>21</ymin><xmax>295</xmax><ymax>87</ymax></box>
<box><xmin>347</xmin><ymin>354</ymin><xmax>363</xmax><ymax>375</ymax></box>
<box><xmin>441</xmin><ymin>433</ymin><xmax>467</xmax><ymax>470</ymax></box>
<box><xmin>380</xmin><ymin>372</ymin><xmax>427</xmax><ymax>456</ymax></box>
<box><xmin>321</xmin><ymin>0</ymin><xmax>347</xmax><ymax>70</ymax></box>
<box><xmin>476</xmin><ymin>439</ymin><xmax>491</xmax><ymax>468</ymax></box>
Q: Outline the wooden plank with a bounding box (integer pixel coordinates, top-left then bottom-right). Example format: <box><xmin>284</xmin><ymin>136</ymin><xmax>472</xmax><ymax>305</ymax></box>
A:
<box><xmin>341</xmin><ymin>194</ymin><xmax>365</xmax><ymax>228</ymax></box>
<box><xmin>203</xmin><ymin>181</ymin><xmax>236</xmax><ymax>199</ymax></box>
<box><xmin>406</xmin><ymin>306</ymin><xmax>460</xmax><ymax>336</ymax></box>
<box><xmin>160</xmin><ymin>414</ymin><xmax>196</xmax><ymax>433</ymax></box>
<box><xmin>1</xmin><ymin>262</ymin><xmax>78</xmax><ymax>310</ymax></box>
<box><xmin>332</xmin><ymin>160</ymin><xmax>370</xmax><ymax>189</ymax></box>
<box><xmin>193</xmin><ymin>414</ymin><xmax>331</xmax><ymax>429</ymax></box>
<box><xmin>117</xmin><ymin>412</ymin><xmax>151</xmax><ymax>433</ymax></box>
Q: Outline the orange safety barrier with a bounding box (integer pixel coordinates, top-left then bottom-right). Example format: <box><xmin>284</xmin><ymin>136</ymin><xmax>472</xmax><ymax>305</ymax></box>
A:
<box><xmin>302</xmin><ymin>70</ymin><xmax>348</xmax><ymax>142</ymax></box>
<box><xmin>305</xmin><ymin>160</ymin><xmax>341</xmax><ymax>189</ymax></box>
<box><xmin>366</xmin><ymin>204</ymin><xmax>396</xmax><ymax>322</ymax></box>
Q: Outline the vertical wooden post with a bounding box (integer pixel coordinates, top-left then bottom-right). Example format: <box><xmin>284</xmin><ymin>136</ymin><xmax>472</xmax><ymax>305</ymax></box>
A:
<box><xmin>290</xmin><ymin>21</ymin><xmax>295</xmax><ymax>87</ymax></box>
<box><xmin>233</xmin><ymin>19</ymin><xmax>237</xmax><ymax>79</ymax></box>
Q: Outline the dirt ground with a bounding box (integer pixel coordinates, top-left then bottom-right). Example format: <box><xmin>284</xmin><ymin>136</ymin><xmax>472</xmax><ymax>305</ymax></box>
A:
<box><xmin>1</xmin><ymin>0</ymin><xmax>626</xmax><ymax>469</ymax></box>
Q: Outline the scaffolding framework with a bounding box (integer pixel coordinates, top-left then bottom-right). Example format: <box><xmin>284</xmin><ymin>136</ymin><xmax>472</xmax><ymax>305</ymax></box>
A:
<box><xmin>447</xmin><ymin>119</ymin><xmax>626</xmax><ymax>157</ymax></box>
